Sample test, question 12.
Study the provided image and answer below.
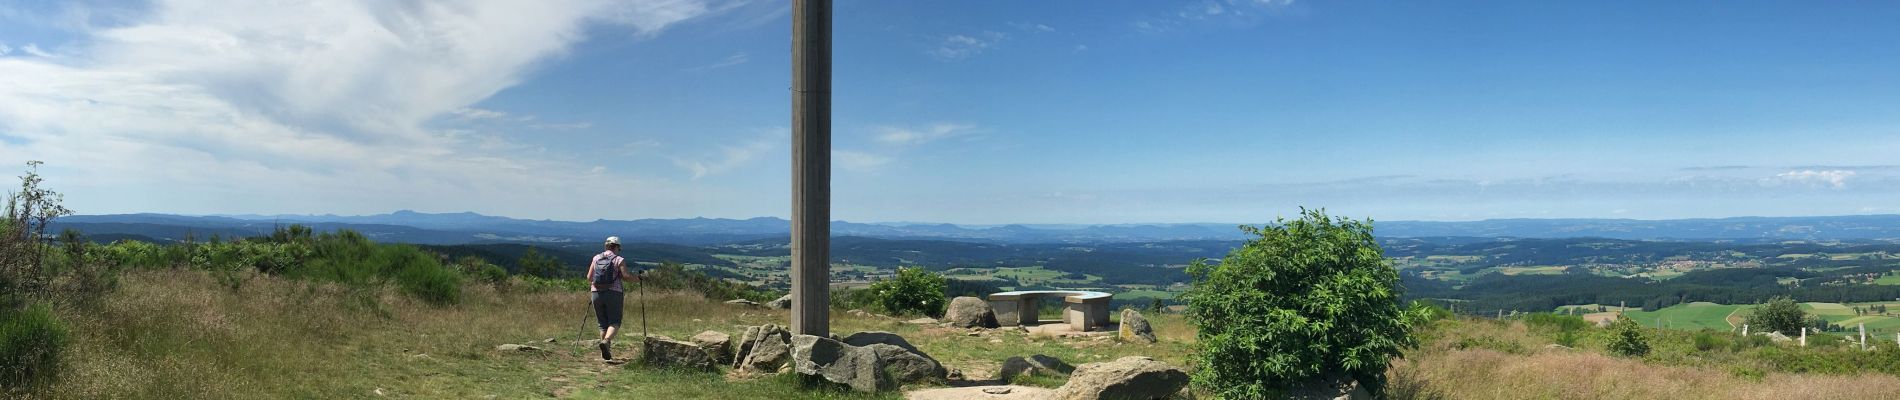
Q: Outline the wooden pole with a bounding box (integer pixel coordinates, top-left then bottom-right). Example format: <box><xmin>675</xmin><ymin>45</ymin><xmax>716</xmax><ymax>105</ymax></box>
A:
<box><xmin>789</xmin><ymin>0</ymin><xmax>833</xmax><ymax>337</ymax></box>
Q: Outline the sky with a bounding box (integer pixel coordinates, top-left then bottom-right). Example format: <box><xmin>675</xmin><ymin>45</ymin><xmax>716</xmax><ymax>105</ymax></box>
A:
<box><xmin>2</xmin><ymin>0</ymin><xmax>1899</xmax><ymax>224</ymax></box>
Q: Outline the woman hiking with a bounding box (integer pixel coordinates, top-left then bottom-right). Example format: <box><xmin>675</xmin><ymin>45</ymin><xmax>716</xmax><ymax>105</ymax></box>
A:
<box><xmin>587</xmin><ymin>236</ymin><xmax>639</xmax><ymax>360</ymax></box>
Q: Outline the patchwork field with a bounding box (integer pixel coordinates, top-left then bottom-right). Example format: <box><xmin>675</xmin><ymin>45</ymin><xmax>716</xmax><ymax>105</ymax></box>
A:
<box><xmin>1560</xmin><ymin>301</ymin><xmax>1900</xmax><ymax>340</ymax></box>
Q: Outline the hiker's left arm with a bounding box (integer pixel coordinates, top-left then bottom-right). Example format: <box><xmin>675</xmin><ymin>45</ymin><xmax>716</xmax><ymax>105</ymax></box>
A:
<box><xmin>618</xmin><ymin>259</ymin><xmax>639</xmax><ymax>282</ymax></box>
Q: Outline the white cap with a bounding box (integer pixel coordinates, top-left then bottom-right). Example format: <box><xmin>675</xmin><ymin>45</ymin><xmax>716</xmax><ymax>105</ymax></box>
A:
<box><xmin>604</xmin><ymin>236</ymin><xmax>621</xmax><ymax>245</ymax></box>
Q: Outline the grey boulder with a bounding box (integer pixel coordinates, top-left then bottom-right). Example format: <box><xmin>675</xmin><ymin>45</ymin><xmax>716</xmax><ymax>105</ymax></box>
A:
<box><xmin>791</xmin><ymin>334</ymin><xmax>895</xmax><ymax>392</ymax></box>
<box><xmin>642</xmin><ymin>337</ymin><xmax>715</xmax><ymax>372</ymax></box>
<box><xmin>1052</xmin><ymin>356</ymin><xmax>1189</xmax><ymax>400</ymax></box>
<box><xmin>1118</xmin><ymin>309</ymin><xmax>1157</xmax><ymax>343</ymax></box>
<box><xmin>1001</xmin><ymin>354</ymin><xmax>1074</xmax><ymax>382</ymax></box>
<box><xmin>691</xmin><ymin>330</ymin><xmax>733</xmax><ymax>365</ymax></box>
<box><xmin>767</xmin><ymin>294</ymin><xmax>793</xmax><ymax>309</ymax></box>
<box><xmin>944</xmin><ymin>296</ymin><xmax>999</xmax><ymax>328</ymax></box>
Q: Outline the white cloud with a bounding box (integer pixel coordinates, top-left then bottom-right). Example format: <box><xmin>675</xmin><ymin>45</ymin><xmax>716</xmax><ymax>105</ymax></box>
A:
<box><xmin>875</xmin><ymin>123</ymin><xmax>975</xmax><ymax>146</ymax></box>
<box><xmin>670</xmin><ymin>130</ymin><xmax>780</xmax><ymax>180</ymax></box>
<box><xmin>0</xmin><ymin>0</ymin><xmax>725</xmax><ymax>218</ymax></box>
<box><xmin>1766</xmin><ymin>170</ymin><xmax>1856</xmax><ymax>188</ymax></box>
<box><xmin>927</xmin><ymin>31</ymin><xmax>1005</xmax><ymax>60</ymax></box>
<box><xmin>685</xmin><ymin>52</ymin><xmax>748</xmax><ymax>71</ymax></box>
<box><xmin>834</xmin><ymin>150</ymin><xmax>893</xmax><ymax>172</ymax></box>
<box><xmin>0</xmin><ymin>42</ymin><xmax>10</xmax><ymax>56</ymax></box>
<box><xmin>18</xmin><ymin>43</ymin><xmax>52</xmax><ymax>58</ymax></box>
<box><xmin>449</xmin><ymin>107</ymin><xmax>516</xmax><ymax>121</ymax></box>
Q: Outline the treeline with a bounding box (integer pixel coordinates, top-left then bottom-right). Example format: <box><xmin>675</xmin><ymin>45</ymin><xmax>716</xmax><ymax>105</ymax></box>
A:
<box><xmin>1408</xmin><ymin>266</ymin><xmax>1900</xmax><ymax>313</ymax></box>
<box><xmin>720</xmin><ymin>236</ymin><xmax>1223</xmax><ymax>286</ymax></box>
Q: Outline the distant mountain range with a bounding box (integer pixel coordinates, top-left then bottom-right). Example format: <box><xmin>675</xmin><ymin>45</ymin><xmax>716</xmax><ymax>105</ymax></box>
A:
<box><xmin>49</xmin><ymin>211</ymin><xmax>1900</xmax><ymax>245</ymax></box>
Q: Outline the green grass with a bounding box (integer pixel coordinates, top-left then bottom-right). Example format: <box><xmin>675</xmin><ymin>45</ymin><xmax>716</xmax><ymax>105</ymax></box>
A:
<box><xmin>1622</xmin><ymin>302</ymin><xmax>1749</xmax><ymax>331</ymax></box>
<box><xmin>1876</xmin><ymin>274</ymin><xmax>1900</xmax><ymax>285</ymax></box>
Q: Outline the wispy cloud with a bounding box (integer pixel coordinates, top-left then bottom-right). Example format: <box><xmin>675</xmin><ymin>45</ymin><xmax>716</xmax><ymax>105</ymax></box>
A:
<box><xmin>0</xmin><ymin>0</ymin><xmax>723</xmax><ymax>218</ymax></box>
<box><xmin>1766</xmin><ymin>170</ymin><xmax>1856</xmax><ymax>188</ymax></box>
<box><xmin>927</xmin><ymin>31</ymin><xmax>1005</xmax><ymax>60</ymax></box>
<box><xmin>834</xmin><ymin>150</ymin><xmax>893</xmax><ymax>172</ymax></box>
<box><xmin>685</xmin><ymin>52</ymin><xmax>748</xmax><ymax>71</ymax></box>
<box><xmin>1008</xmin><ymin>22</ymin><xmax>1055</xmax><ymax>33</ymax></box>
<box><xmin>1135</xmin><ymin>0</ymin><xmax>1298</xmax><ymax>34</ymax></box>
<box><xmin>875</xmin><ymin>123</ymin><xmax>976</xmax><ymax>146</ymax></box>
<box><xmin>670</xmin><ymin>129</ymin><xmax>781</xmax><ymax>180</ymax></box>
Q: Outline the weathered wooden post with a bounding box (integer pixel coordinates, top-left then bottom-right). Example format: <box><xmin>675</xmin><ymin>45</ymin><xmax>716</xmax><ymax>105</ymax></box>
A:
<box><xmin>1860</xmin><ymin>323</ymin><xmax>1868</xmax><ymax>351</ymax></box>
<box><xmin>789</xmin><ymin>0</ymin><xmax>832</xmax><ymax>337</ymax></box>
<box><xmin>1800</xmin><ymin>327</ymin><xmax>1807</xmax><ymax>347</ymax></box>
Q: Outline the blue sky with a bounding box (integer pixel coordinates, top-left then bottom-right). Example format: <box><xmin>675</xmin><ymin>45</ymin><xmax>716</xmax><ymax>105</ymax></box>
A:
<box><xmin>2</xmin><ymin>0</ymin><xmax>1898</xmax><ymax>224</ymax></box>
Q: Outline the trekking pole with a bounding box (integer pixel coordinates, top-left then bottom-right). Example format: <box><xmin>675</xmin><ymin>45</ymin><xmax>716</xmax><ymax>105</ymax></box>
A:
<box><xmin>639</xmin><ymin>269</ymin><xmax>649</xmax><ymax>341</ymax></box>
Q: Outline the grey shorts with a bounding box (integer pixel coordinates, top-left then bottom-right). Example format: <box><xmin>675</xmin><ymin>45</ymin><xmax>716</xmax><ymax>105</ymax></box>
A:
<box><xmin>592</xmin><ymin>290</ymin><xmax>624</xmax><ymax>330</ymax></box>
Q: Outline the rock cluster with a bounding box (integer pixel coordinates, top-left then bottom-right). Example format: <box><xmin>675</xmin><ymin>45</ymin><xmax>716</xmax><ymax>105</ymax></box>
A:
<box><xmin>787</xmin><ymin>331</ymin><xmax>948</xmax><ymax>392</ymax></box>
<box><xmin>734</xmin><ymin>324</ymin><xmax>793</xmax><ymax>372</ymax></box>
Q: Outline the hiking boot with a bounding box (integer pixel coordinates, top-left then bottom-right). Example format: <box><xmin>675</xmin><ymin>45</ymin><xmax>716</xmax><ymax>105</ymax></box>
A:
<box><xmin>598</xmin><ymin>340</ymin><xmax>613</xmax><ymax>360</ymax></box>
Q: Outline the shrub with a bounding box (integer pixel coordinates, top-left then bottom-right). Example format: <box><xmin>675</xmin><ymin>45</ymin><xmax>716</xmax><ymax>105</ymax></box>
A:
<box><xmin>1746</xmin><ymin>296</ymin><xmax>1805</xmax><ymax>335</ymax></box>
<box><xmin>1182</xmin><ymin>209</ymin><xmax>1414</xmax><ymax>397</ymax></box>
<box><xmin>868</xmin><ymin>267</ymin><xmax>947</xmax><ymax>317</ymax></box>
<box><xmin>0</xmin><ymin>303</ymin><xmax>67</xmax><ymax>391</ymax></box>
<box><xmin>1608</xmin><ymin>315</ymin><xmax>1650</xmax><ymax>357</ymax></box>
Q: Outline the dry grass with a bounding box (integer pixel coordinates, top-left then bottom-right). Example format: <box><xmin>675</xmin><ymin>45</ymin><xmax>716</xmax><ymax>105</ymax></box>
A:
<box><xmin>27</xmin><ymin>270</ymin><xmax>1194</xmax><ymax>399</ymax></box>
<box><xmin>1389</xmin><ymin>319</ymin><xmax>1900</xmax><ymax>400</ymax></box>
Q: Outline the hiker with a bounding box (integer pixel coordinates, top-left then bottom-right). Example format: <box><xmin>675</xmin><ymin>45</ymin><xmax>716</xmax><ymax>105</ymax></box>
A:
<box><xmin>588</xmin><ymin>236</ymin><xmax>640</xmax><ymax>360</ymax></box>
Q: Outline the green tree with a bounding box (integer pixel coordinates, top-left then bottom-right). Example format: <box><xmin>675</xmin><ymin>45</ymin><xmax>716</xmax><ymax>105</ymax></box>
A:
<box><xmin>1607</xmin><ymin>315</ymin><xmax>1650</xmax><ymax>357</ymax></box>
<box><xmin>1182</xmin><ymin>209</ymin><xmax>1415</xmax><ymax>397</ymax></box>
<box><xmin>517</xmin><ymin>248</ymin><xmax>562</xmax><ymax>279</ymax></box>
<box><xmin>1745</xmin><ymin>296</ymin><xmax>1805</xmax><ymax>335</ymax></box>
<box><xmin>868</xmin><ymin>267</ymin><xmax>947</xmax><ymax>317</ymax></box>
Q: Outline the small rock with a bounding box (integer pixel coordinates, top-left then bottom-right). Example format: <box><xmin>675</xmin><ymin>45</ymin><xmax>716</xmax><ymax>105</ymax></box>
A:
<box><xmin>373</xmin><ymin>388</ymin><xmax>386</xmax><ymax>396</ymax></box>
<box><xmin>983</xmin><ymin>387</ymin><xmax>1013</xmax><ymax>395</ymax></box>
<box><xmin>944</xmin><ymin>296</ymin><xmax>1000</xmax><ymax>328</ymax></box>
<box><xmin>906</xmin><ymin>317</ymin><xmax>940</xmax><ymax>325</ymax></box>
<box><xmin>965</xmin><ymin>332</ymin><xmax>982</xmax><ymax>337</ymax></box>
<box><xmin>725</xmin><ymin>299</ymin><xmax>761</xmax><ymax>307</ymax></box>
<box><xmin>494</xmin><ymin>344</ymin><xmax>541</xmax><ymax>352</ymax></box>
<box><xmin>542</xmin><ymin>337</ymin><xmax>557</xmax><ymax>343</ymax></box>
<box><xmin>989</xmin><ymin>338</ymin><xmax>1004</xmax><ymax>344</ymax></box>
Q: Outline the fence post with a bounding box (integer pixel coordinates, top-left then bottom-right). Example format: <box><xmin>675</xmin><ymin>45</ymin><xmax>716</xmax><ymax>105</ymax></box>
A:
<box><xmin>1860</xmin><ymin>323</ymin><xmax>1868</xmax><ymax>351</ymax></box>
<box><xmin>1800</xmin><ymin>327</ymin><xmax>1806</xmax><ymax>347</ymax></box>
<box><xmin>1741</xmin><ymin>324</ymin><xmax>1748</xmax><ymax>336</ymax></box>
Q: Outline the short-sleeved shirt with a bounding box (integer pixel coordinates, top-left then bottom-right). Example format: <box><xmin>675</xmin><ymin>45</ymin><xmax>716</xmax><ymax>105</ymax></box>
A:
<box><xmin>590</xmin><ymin>251</ymin><xmax>627</xmax><ymax>293</ymax></box>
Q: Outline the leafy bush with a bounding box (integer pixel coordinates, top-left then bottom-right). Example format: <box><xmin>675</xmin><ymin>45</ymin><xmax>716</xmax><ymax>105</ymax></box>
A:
<box><xmin>1692</xmin><ymin>330</ymin><xmax>1727</xmax><ymax>352</ymax></box>
<box><xmin>455</xmin><ymin>256</ymin><xmax>509</xmax><ymax>289</ymax></box>
<box><xmin>1607</xmin><ymin>315</ymin><xmax>1651</xmax><ymax>357</ymax></box>
<box><xmin>517</xmin><ymin>248</ymin><xmax>563</xmax><ymax>279</ymax></box>
<box><xmin>1182</xmin><ymin>209</ymin><xmax>1414</xmax><ymax>397</ymax></box>
<box><xmin>0</xmin><ymin>303</ymin><xmax>67</xmax><ymax>391</ymax></box>
<box><xmin>867</xmin><ymin>267</ymin><xmax>947</xmax><ymax>317</ymax></box>
<box><xmin>1745</xmin><ymin>296</ymin><xmax>1805</xmax><ymax>335</ymax></box>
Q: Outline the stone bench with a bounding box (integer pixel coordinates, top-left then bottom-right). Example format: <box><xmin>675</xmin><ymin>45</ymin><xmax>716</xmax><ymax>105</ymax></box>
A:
<box><xmin>988</xmin><ymin>290</ymin><xmax>1112</xmax><ymax>331</ymax></box>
